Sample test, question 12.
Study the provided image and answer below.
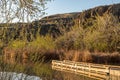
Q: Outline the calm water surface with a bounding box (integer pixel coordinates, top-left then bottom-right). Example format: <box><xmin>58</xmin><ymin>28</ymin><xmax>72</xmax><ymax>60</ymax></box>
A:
<box><xmin>0</xmin><ymin>71</ymin><xmax>95</xmax><ymax>80</ymax></box>
<box><xmin>0</xmin><ymin>72</ymin><xmax>41</xmax><ymax>80</ymax></box>
<box><xmin>0</xmin><ymin>71</ymin><xmax>120</xmax><ymax>80</ymax></box>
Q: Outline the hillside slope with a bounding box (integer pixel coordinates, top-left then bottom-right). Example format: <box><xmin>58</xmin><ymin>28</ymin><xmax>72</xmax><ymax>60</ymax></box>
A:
<box><xmin>34</xmin><ymin>3</ymin><xmax>120</xmax><ymax>36</ymax></box>
<box><xmin>0</xmin><ymin>3</ymin><xmax>120</xmax><ymax>38</ymax></box>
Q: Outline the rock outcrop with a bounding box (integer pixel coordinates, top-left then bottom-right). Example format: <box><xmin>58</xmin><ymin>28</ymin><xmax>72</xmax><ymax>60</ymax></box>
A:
<box><xmin>34</xmin><ymin>3</ymin><xmax>120</xmax><ymax>36</ymax></box>
<box><xmin>0</xmin><ymin>3</ymin><xmax>120</xmax><ymax>38</ymax></box>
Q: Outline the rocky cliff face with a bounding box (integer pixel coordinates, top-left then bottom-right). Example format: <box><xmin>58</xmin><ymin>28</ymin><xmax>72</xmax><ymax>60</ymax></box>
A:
<box><xmin>34</xmin><ymin>3</ymin><xmax>120</xmax><ymax>36</ymax></box>
<box><xmin>0</xmin><ymin>3</ymin><xmax>120</xmax><ymax>38</ymax></box>
<box><xmin>40</xmin><ymin>3</ymin><xmax>120</xmax><ymax>23</ymax></box>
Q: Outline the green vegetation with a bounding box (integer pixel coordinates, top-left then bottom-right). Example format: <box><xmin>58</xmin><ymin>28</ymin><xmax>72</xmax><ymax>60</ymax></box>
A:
<box><xmin>0</xmin><ymin>14</ymin><xmax>119</xmax><ymax>63</ymax></box>
<box><xmin>0</xmin><ymin>14</ymin><xmax>119</xmax><ymax>52</ymax></box>
<box><xmin>0</xmin><ymin>1</ymin><xmax>120</xmax><ymax>79</ymax></box>
<box><xmin>0</xmin><ymin>13</ymin><xmax>120</xmax><ymax>79</ymax></box>
<box><xmin>56</xmin><ymin>14</ymin><xmax>120</xmax><ymax>52</ymax></box>
<box><xmin>29</xmin><ymin>35</ymin><xmax>55</xmax><ymax>50</ymax></box>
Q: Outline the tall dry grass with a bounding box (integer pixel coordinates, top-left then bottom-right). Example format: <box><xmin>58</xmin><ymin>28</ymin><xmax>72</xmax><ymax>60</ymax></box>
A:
<box><xmin>64</xmin><ymin>50</ymin><xmax>120</xmax><ymax>65</ymax></box>
<box><xmin>63</xmin><ymin>50</ymin><xmax>92</xmax><ymax>62</ymax></box>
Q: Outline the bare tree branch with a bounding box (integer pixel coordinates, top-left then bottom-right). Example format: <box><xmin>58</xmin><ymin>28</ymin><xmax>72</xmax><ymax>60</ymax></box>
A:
<box><xmin>0</xmin><ymin>0</ymin><xmax>51</xmax><ymax>23</ymax></box>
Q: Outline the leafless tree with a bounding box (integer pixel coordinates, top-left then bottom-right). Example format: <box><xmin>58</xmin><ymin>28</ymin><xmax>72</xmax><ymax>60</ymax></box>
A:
<box><xmin>0</xmin><ymin>0</ymin><xmax>51</xmax><ymax>23</ymax></box>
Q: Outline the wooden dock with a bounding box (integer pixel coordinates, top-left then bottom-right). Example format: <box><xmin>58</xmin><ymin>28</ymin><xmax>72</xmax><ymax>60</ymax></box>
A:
<box><xmin>52</xmin><ymin>60</ymin><xmax>120</xmax><ymax>80</ymax></box>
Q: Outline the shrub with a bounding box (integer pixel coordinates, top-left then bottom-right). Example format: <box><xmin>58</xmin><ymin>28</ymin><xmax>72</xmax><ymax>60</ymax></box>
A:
<box><xmin>29</xmin><ymin>35</ymin><xmax>55</xmax><ymax>51</ymax></box>
<box><xmin>8</xmin><ymin>40</ymin><xmax>27</xmax><ymax>49</ymax></box>
<box><xmin>83</xmin><ymin>14</ymin><xmax>120</xmax><ymax>52</ymax></box>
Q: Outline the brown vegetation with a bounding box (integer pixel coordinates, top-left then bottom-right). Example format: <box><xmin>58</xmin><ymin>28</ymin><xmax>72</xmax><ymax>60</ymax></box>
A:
<box><xmin>58</xmin><ymin>50</ymin><xmax>120</xmax><ymax>65</ymax></box>
<box><xmin>1</xmin><ymin>14</ymin><xmax>120</xmax><ymax>65</ymax></box>
<box><xmin>0</xmin><ymin>3</ymin><xmax>120</xmax><ymax>65</ymax></box>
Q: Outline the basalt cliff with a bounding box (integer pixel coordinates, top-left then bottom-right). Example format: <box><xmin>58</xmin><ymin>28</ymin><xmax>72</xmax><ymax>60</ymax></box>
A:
<box><xmin>0</xmin><ymin>3</ymin><xmax>120</xmax><ymax>38</ymax></box>
<box><xmin>33</xmin><ymin>3</ymin><xmax>120</xmax><ymax>36</ymax></box>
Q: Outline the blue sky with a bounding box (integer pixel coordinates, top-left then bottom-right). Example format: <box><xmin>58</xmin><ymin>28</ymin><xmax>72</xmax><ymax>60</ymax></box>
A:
<box><xmin>44</xmin><ymin>0</ymin><xmax>120</xmax><ymax>16</ymax></box>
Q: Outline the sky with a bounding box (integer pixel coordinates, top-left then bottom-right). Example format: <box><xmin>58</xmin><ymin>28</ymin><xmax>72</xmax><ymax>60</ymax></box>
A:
<box><xmin>44</xmin><ymin>0</ymin><xmax>120</xmax><ymax>17</ymax></box>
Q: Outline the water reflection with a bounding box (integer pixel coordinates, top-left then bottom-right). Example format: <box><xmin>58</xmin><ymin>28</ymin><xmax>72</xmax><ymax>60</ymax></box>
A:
<box><xmin>0</xmin><ymin>71</ymin><xmax>119</xmax><ymax>80</ymax></box>
<box><xmin>53</xmin><ymin>71</ymin><xmax>96</xmax><ymax>80</ymax></box>
<box><xmin>109</xmin><ymin>75</ymin><xmax>120</xmax><ymax>80</ymax></box>
<box><xmin>52</xmin><ymin>70</ymin><xmax>120</xmax><ymax>80</ymax></box>
<box><xmin>0</xmin><ymin>72</ymin><xmax>41</xmax><ymax>80</ymax></box>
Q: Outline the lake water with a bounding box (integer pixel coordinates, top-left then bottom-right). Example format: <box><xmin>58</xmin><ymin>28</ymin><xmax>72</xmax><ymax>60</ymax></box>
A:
<box><xmin>0</xmin><ymin>71</ymin><xmax>94</xmax><ymax>80</ymax></box>
<box><xmin>0</xmin><ymin>71</ymin><xmax>120</xmax><ymax>80</ymax></box>
<box><xmin>0</xmin><ymin>72</ymin><xmax>41</xmax><ymax>80</ymax></box>
<box><xmin>0</xmin><ymin>62</ymin><xmax>119</xmax><ymax>80</ymax></box>
<box><xmin>52</xmin><ymin>70</ymin><xmax>120</xmax><ymax>80</ymax></box>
